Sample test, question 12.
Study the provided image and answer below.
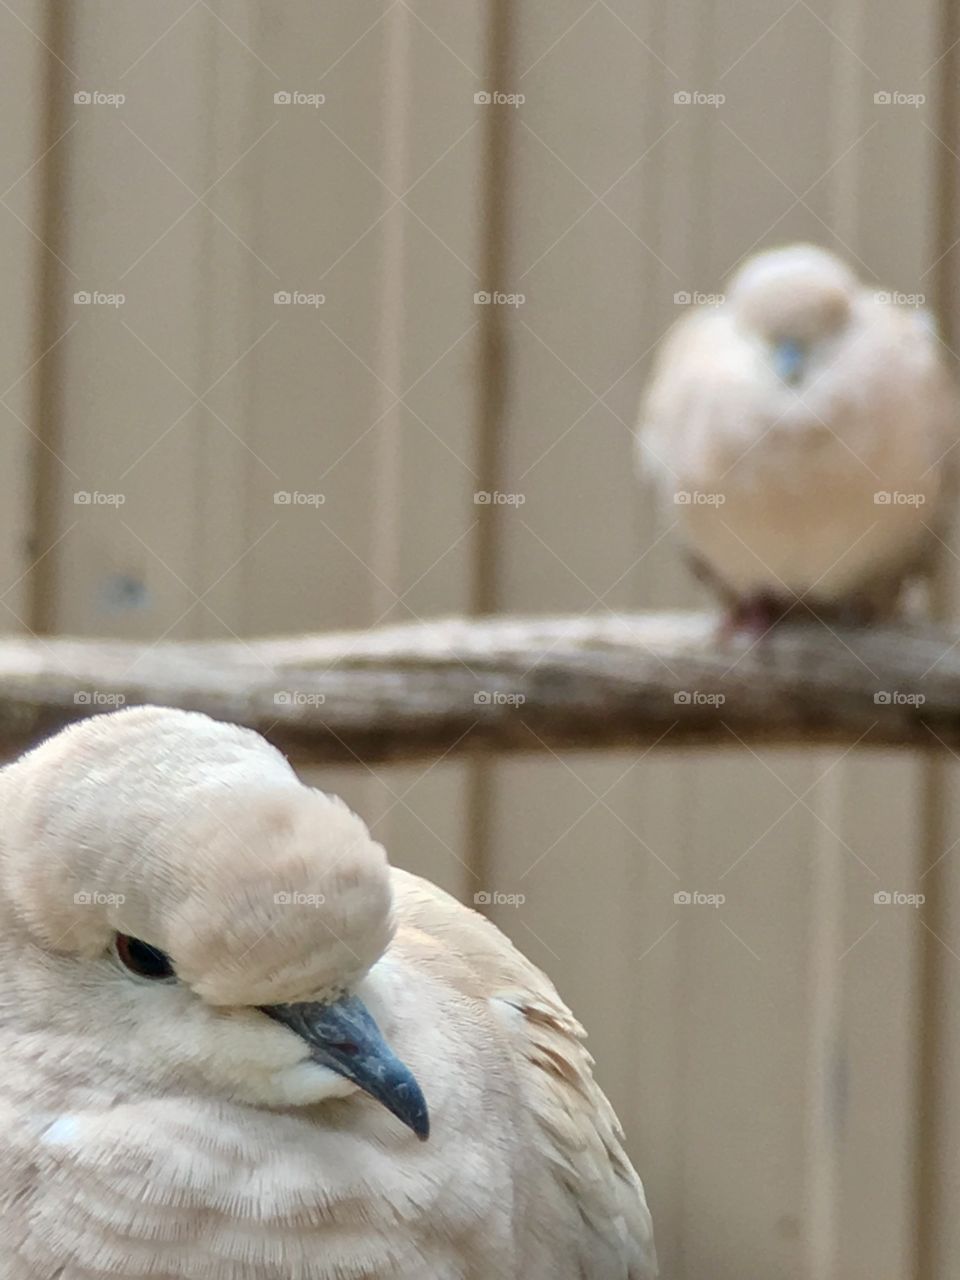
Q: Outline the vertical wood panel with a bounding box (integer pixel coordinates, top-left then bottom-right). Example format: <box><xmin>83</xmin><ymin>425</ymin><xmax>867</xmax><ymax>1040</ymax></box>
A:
<box><xmin>486</xmin><ymin>9</ymin><xmax>695</xmax><ymax>1280</ymax></box>
<box><xmin>807</xmin><ymin>2</ymin><xmax>939</xmax><ymax>1275</ymax></box>
<box><xmin>0</xmin><ymin>2</ymin><xmax>68</xmax><ymax>632</ymax></box>
<box><xmin>919</xmin><ymin>3</ymin><xmax>960</xmax><ymax>1273</ymax></box>
<box><xmin>359</xmin><ymin>0</ymin><xmax>488</xmax><ymax>902</ymax></box>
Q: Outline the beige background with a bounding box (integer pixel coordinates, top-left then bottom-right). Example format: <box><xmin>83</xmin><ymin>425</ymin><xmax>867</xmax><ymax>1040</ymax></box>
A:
<box><xmin>2</xmin><ymin>2</ymin><xmax>959</xmax><ymax>1277</ymax></box>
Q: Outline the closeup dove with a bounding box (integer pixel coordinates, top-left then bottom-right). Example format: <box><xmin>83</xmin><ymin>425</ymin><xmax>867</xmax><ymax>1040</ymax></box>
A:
<box><xmin>0</xmin><ymin>705</ymin><xmax>656</xmax><ymax>1280</ymax></box>
<box><xmin>637</xmin><ymin>243</ymin><xmax>959</xmax><ymax>630</ymax></box>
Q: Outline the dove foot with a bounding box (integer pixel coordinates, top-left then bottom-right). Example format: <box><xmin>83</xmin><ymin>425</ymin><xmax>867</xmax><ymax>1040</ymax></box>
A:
<box><xmin>722</xmin><ymin>592</ymin><xmax>795</xmax><ymax>638</ymax></box>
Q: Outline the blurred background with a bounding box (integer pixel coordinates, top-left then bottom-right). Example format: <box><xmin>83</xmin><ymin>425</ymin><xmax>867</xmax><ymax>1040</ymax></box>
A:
<box><xmin>3</xmin><ymin>2</ymin><xmax>960</xmax><ymax>1277</ymax></box>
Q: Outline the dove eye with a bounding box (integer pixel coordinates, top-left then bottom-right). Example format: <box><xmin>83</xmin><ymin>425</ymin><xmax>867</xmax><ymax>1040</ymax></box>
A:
<box><xmin>115</xmin><ymin>934</ymin><xmax>175</xmax><ymax>981</ymax></box>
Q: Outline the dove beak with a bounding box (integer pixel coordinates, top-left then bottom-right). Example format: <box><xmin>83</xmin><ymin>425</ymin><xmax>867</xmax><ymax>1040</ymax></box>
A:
<box><xmin>261</xmin><ymin>993</ymin><xmax>430</xmax><ymax>1141</ymax></box>
<box><xmin>772</xmin><ymin>337</ymin><xmax>806</xmax><ymax>385</ymax></box>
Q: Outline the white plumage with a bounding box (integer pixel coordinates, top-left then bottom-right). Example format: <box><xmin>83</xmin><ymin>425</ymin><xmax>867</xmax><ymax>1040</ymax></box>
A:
<box><xmin>0</xmin><ymin>706</ymin><xmax>656</xmax><ymax>1279</ymax></box>
<box><xmin>637</xmin><ymin>243</ymin><xmax>958</xmax><ymax>628</ymax></box>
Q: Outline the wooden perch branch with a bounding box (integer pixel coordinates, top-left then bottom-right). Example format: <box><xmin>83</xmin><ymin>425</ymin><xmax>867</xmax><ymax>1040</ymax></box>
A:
<box><xmin>0</xmin><ymin>612</ymin><xmax>957</xmax><ymax>764</ymax></box>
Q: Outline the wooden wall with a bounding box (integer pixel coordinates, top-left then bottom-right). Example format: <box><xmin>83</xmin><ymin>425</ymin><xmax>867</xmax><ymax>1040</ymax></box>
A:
<box><xmin>1</xmin><ymin>2</ymin><xmax>957</xmax><ymax>1276</ymax></box>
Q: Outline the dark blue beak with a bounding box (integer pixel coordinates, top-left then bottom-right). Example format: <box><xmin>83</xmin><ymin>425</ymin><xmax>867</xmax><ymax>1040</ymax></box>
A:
<box><xmin>771</xmin><ymin>337</ymin><xmax>806</xmax><ymax>385</ymax></box>
<box><xmin>262</xmin><ymin>993</ymin><xmax>429</xmax><ymax>1141</ymax></box>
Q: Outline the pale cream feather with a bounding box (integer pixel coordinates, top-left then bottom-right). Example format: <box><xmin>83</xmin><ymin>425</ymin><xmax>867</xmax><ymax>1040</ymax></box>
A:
<box><xmin>0</xmin><ymin>707</ymin><xmax>656</xmax><ymax>1279</ymax></box>
<box><xmin>637</xmin><ymin>243</ymin><xmax>959</xmax><ymax>609</ymax></box>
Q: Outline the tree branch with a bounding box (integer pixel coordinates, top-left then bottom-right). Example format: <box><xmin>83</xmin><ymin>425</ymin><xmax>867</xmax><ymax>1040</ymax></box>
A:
<box><xmin>0</xmin><ymin>613</ymin><xmax>955</xmax><ymax>763</ymax></box>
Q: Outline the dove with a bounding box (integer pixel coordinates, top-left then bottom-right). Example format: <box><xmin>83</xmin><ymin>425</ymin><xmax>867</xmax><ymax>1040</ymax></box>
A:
<box><xmin>637</xmin><ymin>243</ymin><xmax>959</xmax><ymax>631</ymax></box>
<box><xmin>0</xmin><ymin>705</ymin><xmax>656</xmax><ymax>1279</ymax></box>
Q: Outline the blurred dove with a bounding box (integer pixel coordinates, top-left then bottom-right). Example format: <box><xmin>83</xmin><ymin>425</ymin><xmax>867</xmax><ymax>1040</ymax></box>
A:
<box><xmin>637</xmin><ymin>243</ymin><xmax>959</xmax><ymax>631</ymax></box>
<box><xmin>0</xmin><ymin>706</ymin><xmax>656</xmax><ymax>1280</ymax></box>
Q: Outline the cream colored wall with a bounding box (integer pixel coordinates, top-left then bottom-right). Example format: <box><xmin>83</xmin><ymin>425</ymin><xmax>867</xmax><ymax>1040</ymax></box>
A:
<box><xmin>2</xmin><ymin>2</ymin><xmax>958</xmax><ymax>1277</ymax></box>
<box><xmin>0</xmin><ymin>1</ymin><xmax>51</xmax><ymax>628</ymax></box>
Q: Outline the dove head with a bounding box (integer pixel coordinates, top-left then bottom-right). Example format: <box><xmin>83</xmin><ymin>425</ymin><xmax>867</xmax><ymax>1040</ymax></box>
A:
<box><xmin>728</xmin><ymin>243</ymin><xmax>858</xmax><ymax>384</ymax></box>
<box><xmin>0</xmin><ymin>707</ymin><xmax>429</xmax><ymax>1138</ymax></box>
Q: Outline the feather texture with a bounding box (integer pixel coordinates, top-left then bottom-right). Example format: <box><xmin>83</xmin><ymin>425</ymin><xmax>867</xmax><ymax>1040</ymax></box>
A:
<box><xmin>0</xmin><ymin>707</ymin><xmax>656</xmax><ymax>1279</ymax></box>
<box><xmin>637</xmin><ymin>243</ymin><xmax>959</xmax><ymax>619</ymax></box>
